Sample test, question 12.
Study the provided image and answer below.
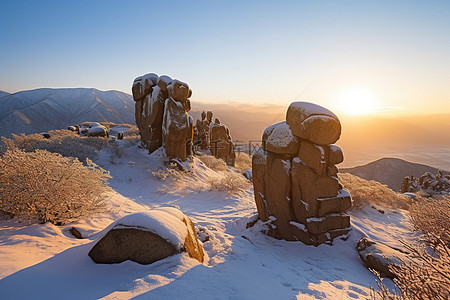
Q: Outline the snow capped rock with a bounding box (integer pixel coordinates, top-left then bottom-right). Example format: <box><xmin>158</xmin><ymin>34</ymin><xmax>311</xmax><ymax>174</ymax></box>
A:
<box><xmin>266</xmin><ymin>122</ymin><xmax>299</xmax><ymax>155</ymax></box>
<box><xmin>286</xmin><ymin>101</ymin><xmax>341</xmax><ymax>145</ymax></box>
<box><xmin>88</xmin><ymin>207</ymin><xmax>204</xmax><ymax>264</ymax></box>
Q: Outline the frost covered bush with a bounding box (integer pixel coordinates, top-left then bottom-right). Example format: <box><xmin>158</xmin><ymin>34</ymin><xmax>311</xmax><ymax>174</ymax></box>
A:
<box><xmin>370</xmin><ymin>196</ymin><xmax>450</xmax><ymax>300</ymax></box>
<box><xmin>410</xmin><ymin>195</ymin><xmax>450</xmax><ymax>245</ymax></box>
<box><xmin>198</xmin><ymin>155</ymin><xmax>227</xmax><ymax>171</ymax></box>
<box><xmin>207</xmin><ymin>172</ymin><xmax>250</xmax><ymax>193</ymax></box>
<box><xmin>1</xmin><ymin>130</ymin><xmax>107</xmax><ymax>162</ymax></box>
<box><xmin>152</xmin><ymin>164</ymin><xmax>250</xmax><ymax>195</ymax></box>
<box><xmin>0</xmin><ymin>148</ymin><xmax>111</xmax><ymax>225</ymax></box>
<box><xmin>234</xmin><ymin>152</ymin><xmax>252</xmax><ymax>173</ymax></box>
<box><xmin>338</xmin><ymin>173</ymin><xmax>411</xmax><ymax>210</ymax></box>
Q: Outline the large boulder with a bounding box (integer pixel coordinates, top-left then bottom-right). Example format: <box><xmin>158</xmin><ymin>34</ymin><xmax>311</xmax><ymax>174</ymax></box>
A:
<box><xmin>265</xmin><ymin>122</ymin><xmax>299</xmax><ymax>155</ymax></box>
<box><xmin>89</xmin><ymin>207</ymin><xmax>204</xmax><ymax>264</ymax></box>
<box><xmin>357</xmin><ymin>238</ymin><xmax>407</xmax><ymax>279</ymax></box>
<box><xmin>168</xmin><ymin>80</ymin><xmax>190</xmax><ymax>103</ymax></box>
<box><xmin>210</xmin><ymin>121</ymin><xmax>235</xmax><ymax>166</ymax></box>
<box><xmin>162</xmin><ymin>98</ymin><xmax>191</xmax><ymax>161</ymax></box>
<box><xmin>87</xmin><ymin>125</ymin><xmax>108</xmax><ymax>138</ymax></box>
<box><xmin>286</xmin><ymin>102</ymin><xmax>341</xmax><ymax>145</ymax></box>
<box><xmin>132</xmin><ymin>73</ymin><xmax>158</xmax><ymax>101</ymax></box>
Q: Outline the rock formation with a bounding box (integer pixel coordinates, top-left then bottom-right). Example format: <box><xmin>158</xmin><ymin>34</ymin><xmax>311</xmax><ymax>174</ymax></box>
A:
<box><xmin>357</xmin><ymin>237</ymin><xmax>408</xmax><ymax>279</ymax></box>
<box><xmin>195</xmin><ymin>110</ymin><xmax>213</xmax><ymax>150</ymax></box>
<box><xmin>252</xmin><ymin>102</ymin><xmax>352</xmax><ymax>246</ymax></box>
<box><xmin>401</xmin><ymin>171</ymin><xmax>450</xmax><ymax>194</ymax></box>
<box><xmin>209</xmin><ymin>118</ymin><xmax>236</xmax><ymax>166</ymax></box>
<box><xmin>89</xmin><ymin>207</ymin><xmax>204</xmax><ymax>264</ymax></box>
<box><xmin>132</xmin><ymin>74</ymin><xmax>193</xmax><ymax>161</ymax></box>
<box><xmin>193</xmin><ymin>112</ymin><xmax>236</xmax><ymax>166</ymax></box>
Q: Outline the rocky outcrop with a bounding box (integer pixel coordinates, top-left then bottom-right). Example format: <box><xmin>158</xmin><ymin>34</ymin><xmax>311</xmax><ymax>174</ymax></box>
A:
<box><xmin>89</xmin><ymin>207</ymin><xmax>204</xmax><ymax>265</ymax></box>
<box><xmin>401</xmin><ymin>171</ymin><xmax>450</xmax><ymax>195</ymax></box>
<box><xmin>209</xmin><ymin>118</ymin><xmax>235</xmax><ymax>166</ymax></box>
<box><xmin>193</xmin><ymin>111</ymin><xmax>235</xmax><ymax>166</ymax></box>
<box><xmin>132</xmin><ymin>74</ymin><xmax>193</xmax><ymax>161</ymax></box>
<box><xmin>252</xmin><ymin>102</ymin><xmax>351</xmax><ymax>246</ymax></box>
<box><xmin>357</xmin><ymin>238</ymin><xmax>407</xmax><ymax>279</ymax></box>
<box><xmin>195</xmin><ymin>110</ymin><xmax>213</xmax><ymax>150</ymax></box>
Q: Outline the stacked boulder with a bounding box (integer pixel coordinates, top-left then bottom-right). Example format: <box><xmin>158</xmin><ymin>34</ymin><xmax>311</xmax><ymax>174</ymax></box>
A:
<box><xmin>252</xmin><ymin>102</ymin><xmax>352</xmax><ymax>246</ymax></box>
<box><xmin>210</xmin><ymin>118</ymin><xmax>236</xmax><ymax>166</ymax></box>
<box><xmin>195</xmin><ymin>110</ymin><xmax>214</xmax><ymax>150</ymax></box>
<box><xmin>132</xmin><ymin>73</ymin><xmax>193</xmax><ymax>161</ymax></box>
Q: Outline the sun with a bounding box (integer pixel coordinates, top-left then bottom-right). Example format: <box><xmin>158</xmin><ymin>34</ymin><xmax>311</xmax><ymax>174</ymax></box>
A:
<box><xmin>336</xmin><ymin>87</ymin><xmax>377</xmax><ymax>115</ymax></box>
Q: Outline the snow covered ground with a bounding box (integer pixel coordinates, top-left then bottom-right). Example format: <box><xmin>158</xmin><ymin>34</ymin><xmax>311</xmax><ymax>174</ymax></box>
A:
<box><xmin>0</xmin><ymin>141</ymin><xmax>418</xmax><ymax>299</ymax></box>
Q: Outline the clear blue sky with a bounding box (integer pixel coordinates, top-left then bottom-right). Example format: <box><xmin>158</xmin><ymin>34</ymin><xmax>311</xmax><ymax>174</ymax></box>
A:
<box><xmin>1</xmin><ymin>0</ymin><xmax>449</xmax><ymax>114</ymax></box>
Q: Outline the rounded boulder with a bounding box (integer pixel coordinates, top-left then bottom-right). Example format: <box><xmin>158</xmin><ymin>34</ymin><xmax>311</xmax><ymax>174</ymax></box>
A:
<box><xmin>89</xmin><ymin>207</ymin><xmax>204</xmax><ymax>265</ymax></box>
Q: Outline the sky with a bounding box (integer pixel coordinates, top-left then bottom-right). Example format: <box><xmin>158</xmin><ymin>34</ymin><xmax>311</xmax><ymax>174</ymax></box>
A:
<box><xmin>1</xmin><ymin>0</ymin><xmax>450</xmax><ymax>116</ymax></box>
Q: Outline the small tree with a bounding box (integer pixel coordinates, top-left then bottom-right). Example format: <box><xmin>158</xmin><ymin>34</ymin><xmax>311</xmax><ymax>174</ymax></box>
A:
<box><xmin>0</xmin><ymin>148</ymin><xmax>111</xmax><ymax>225</ymax></box>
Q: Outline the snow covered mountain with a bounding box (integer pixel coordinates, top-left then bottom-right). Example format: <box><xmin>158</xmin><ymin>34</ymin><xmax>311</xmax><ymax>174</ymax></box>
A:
<box><xmin>0</xmin><ymin>91</ymin><xmax>11</xmax><ymax>98</ymax></box>
<box><xmin>341</xmin><ymin>157</ymin><xmax>449</xmax><ymax>191</ymax></box>
<box><xmin>0</xmin><ymin>88</ymin><xmax>134</xmax><ymax>137</ymax></box>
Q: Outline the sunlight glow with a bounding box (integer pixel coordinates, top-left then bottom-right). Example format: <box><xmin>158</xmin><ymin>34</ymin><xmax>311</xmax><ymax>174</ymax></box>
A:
<box><xmin>336</xmin><ymin>87</ymin><xmax>377</xmax><ymax>115</ymax></box>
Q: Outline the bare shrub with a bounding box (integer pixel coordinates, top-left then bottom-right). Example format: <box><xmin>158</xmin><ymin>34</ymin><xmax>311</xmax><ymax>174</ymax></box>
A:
<box><xmin>338</xmin><ymin>173</ymin><xmax>412</xmax><ymax>210</ymax></box>
<box><xmin>198</xmin><ymin>155</ymin><xmax>227</xmax><ymax>171</ymax></box>
<box><xmin>234</xmin><ymin>152</ymin><xmax>252</xmax><ymax>173</ymax></box>
<box><xmin>409</xmin><ymin>195</ymin><xmax>450</xmax><ymax>245</ymax></box>
<box><xmin>370</xmin><ymin>196</ymin><xmax>450</xmax><ymax>300</ymax></box>
<box><xmin>1</xmin><ymin>130</ymin><xmax>107</xmax><ymax>162</ymax></box>
<box><xmin>0</xmin><ymin>148</ymin><xmax>111</xmax><ymax>225</ymax></box>
<box><xmin>207</xmin><ymin>171</ymin><xmax>250</xmax><ymax>193</ymax></box>
<box><xmin>152</xmin><ymin>166</ymin><xmax>250</xmax><ymax>195</ymax></box>
<box><xmin>392</xmin><ymin>240</ymin><xmax>450</xmax><ymax>300</ymax></box>
<box><xmin>370</xmin><ymin>270</ymin><xmax>403</xmax><ymax>300</ymax></box>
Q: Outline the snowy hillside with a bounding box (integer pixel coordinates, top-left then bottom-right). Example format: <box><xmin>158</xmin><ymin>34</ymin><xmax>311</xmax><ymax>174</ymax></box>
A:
<box><xmin>0</xmin><ymin>88</ymin><xmax>134</xmax><ymax>137</ymax></box>
<box><xmin>0</xmin><ymin>141</ymin><xmax>419</xmax><ymax>299</ymax></box>
<box><xmin>0</xmin><ymin>91</ymin><xmax>10</xmax><ymax>97</ymax></box>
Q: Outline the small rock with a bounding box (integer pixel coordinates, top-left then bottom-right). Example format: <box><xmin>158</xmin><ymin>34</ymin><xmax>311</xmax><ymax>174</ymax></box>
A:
<box><xmin>69</xmin><ymin>227</ymin><xmax>83</xmax><ymax>239</ymax></box>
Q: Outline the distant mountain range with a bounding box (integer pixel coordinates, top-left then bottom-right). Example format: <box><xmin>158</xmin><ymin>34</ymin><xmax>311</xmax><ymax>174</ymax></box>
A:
<box><xmin>0</xmin><ymin>88</ymin><xmax>134</xmax><ymax>137</ymax></box>
<box><xmin>341</xmin><ymin>157</ymin><xmax>449</xmax><ymax>191</ymax></box>
<box><xmin>1</xmin><ymin>88</ymin><xmax>449</xmax><ymax>172</ymax></box>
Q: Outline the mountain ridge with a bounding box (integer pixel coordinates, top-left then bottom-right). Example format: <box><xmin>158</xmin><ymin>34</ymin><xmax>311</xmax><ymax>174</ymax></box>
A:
<box><xmin>0</xmin><ymin>88</ymin><xmax>134</xmax><ymax>137</ymax></box>
<box><xmin>341</xmin><ymin>157</ymin><xmax>450</xmax><ymax>191</ymax></box>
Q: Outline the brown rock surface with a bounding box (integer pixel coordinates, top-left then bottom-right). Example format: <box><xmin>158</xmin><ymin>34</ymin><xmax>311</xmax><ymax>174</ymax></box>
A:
<box><xmin>263</xmin><ymin>153</ymin><xmax>293</xmax><ymax>240</ymax></box>
<box><xmin>252</xmin><ymin>101</ymin><xmax>351</xmax><ymax>246</ymax></box>
<box><xmin>305</xmin><ymin>213</ymin><xmax>350</xmax><ymax>235</ymax></box>
<box><xmin>265</xmin><ymin>122</ymin><xmax>299</xmax><ymax>155</ymax></box>
<box><xmin>286</xmin><ymin>102</ymin><xmax>341</xmax><ymax>145</ymax></box>
<box><xmin>168</xmin><ymin>80</ymin><xmax>190</xmax><ymax>103</ymax></box>
<box><xmin>162</xmin><ymin>98</ymin><xmax>191</xmax><ymax>161</ymax></box>
<box><xmin>210</xmin><ymin>122</ymin><xmax>235</xmax><ymax>166</ymax></box>
<box><xmin>252</xmin><ymin>148</ymin><xmax>269</xmax><ymax>222</ymax></box>
<box><xmin>357</xmin><ymin>238</ymin><xmax>407</xmax><ymax>279</ymax></box>
<box><xmin>298</xmin><ymin>140</ymin><xmax>329</xmax><ymax>175</ymax></box>
<box><xmin>89</xmin><ymin>208</ymin><xmax>204</xmax><ymax>265</ymax></box>
<box><xmin>316</xmin><ymin>190</ymin><xmax>352</xmax><ymax>216</ymax></box>
<box><xmin>299</xmin><ymin>115</ymin><xmax>341</xmax><ymax>145</ymax></box>
<box><xmin>329</xmin><ymin>145</ymin><xmax>344</xmax><ymax>165</ymax></box>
